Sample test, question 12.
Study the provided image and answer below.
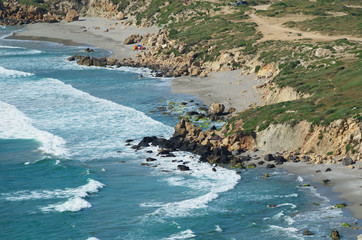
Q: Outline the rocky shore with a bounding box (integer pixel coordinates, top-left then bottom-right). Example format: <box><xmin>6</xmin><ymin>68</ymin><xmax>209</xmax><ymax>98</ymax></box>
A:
<box><xmin>0</xmin><ymin>0</ymin><xmax>64</xmax><ymax>25</ymax></box>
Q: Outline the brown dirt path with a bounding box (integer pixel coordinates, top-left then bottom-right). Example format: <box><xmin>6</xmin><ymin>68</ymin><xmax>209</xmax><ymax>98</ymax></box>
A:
<box><xmin>248</xmin><ymin>6</ymin><xmax>362</xmax><ymax>42</ymax></box>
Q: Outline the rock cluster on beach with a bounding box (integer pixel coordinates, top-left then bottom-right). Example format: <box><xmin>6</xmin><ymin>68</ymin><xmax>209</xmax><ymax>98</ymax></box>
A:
<box><xmin>0</xmin><ymin>0</ymin><xmax>62</xmax><ymax>25</ymax></box>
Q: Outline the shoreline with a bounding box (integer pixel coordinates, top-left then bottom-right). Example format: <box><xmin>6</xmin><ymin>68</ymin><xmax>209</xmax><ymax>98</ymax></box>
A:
<box><xmin>7</xmin><ymin>19</ymin><xmax>362</xmax><ymax>223</ymax></box>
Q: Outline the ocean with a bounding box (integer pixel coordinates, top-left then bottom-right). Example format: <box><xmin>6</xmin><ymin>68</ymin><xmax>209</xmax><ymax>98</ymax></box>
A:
<box><xmin>0</xmin><ymin>25</ymin><xmax>361</xmax><ymax>240</ymax></box>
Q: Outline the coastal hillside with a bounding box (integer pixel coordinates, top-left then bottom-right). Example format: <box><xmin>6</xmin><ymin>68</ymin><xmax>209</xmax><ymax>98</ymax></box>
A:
<box><xmin>1</xmin><ymin>0</ymin><xmax>361</xmax><ymax>160</ymax></box>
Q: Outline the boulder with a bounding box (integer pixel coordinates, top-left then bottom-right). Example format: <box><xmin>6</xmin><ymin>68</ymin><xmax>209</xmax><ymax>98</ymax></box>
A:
<box><xmin>342</xmin><ymin>157</ymin><xmax>353</xmax><ymax>166</ymax></box>
<box><xmin>330</xmin><ymin>230</ymin><xmax>340</xmax><ymax>240</ymax></box>
<box><xmin>208</xmin><ymin>103</ymin><xmax>225</xmax><ymax>115</ymax></box>
<box><xmin>116</xmin><ymin>11</ymin><xmax>125</xmax><ymax>20</ymax></box>
<box><xmin>358</xmin><ymin>234</ymin><xmax>362</xmax><ymax>240</ymax></box>
<box><xmin>325</xmin><ymin>168</ymin><xmax>332</xmax><ymax>172</ymax></box>
<box><xmin>146</xmin><ymin>157</ymin><xmax>157</xmax><ymax>162</ymax></box>
<box><xmin>65</xmin><ymin>9</ymin><xmax>79</xmax><ymax>23</ymax></box>
<box><xmin>264</xmin><ymin>154</ymin><xmax>275</xmax><ymax>161</ymax></box>
<box><xmin>177</xmin><ymin>165</ymin><xmax>190</xmax><ymax>171</ymax></box>
<box><xmin>124</xmin><ymin>34</ymin><xmax>142</xmax><ymax>44</ymax></box>
<box><xmin>266</xmin><ymin>164</ymin><xmax>275</xmax><ymax>169</ymax></box>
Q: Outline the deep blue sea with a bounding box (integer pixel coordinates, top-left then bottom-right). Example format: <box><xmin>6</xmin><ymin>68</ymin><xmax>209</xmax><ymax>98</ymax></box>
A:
<box><xmin>0</xmin><ymin>25</ymin><xmax>361</xmax><ymax>240</ymax></box>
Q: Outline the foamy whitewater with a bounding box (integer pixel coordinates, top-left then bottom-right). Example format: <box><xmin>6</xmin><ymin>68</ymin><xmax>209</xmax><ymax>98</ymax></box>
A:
<box><xmin>0</xmin><ymin>26</ymin><xmax>361</xmax><ymax>240</ymax></box>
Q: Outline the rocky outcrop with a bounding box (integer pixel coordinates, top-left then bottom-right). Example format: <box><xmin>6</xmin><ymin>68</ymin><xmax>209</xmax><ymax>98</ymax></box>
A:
<box><xmin>258</xmin><ymin>83</ymin><xmax>312</xmax><ymax>105</ymax></box>
<box><xmin>65</xmin><ymin>9</ymin><xmax>79</xmax><ymax>22</ymax></box>
<box><xmin>208</xmin><ymin>103</ymin><xmax>225</xmax><ymax>115</ymax></box>
<box><xmin>0</xmin><ymin>0</ymin><xmax>62</xmax><ymax>25</ymax></box>
<box><xmin>123</xmin><ymin>34</ymin><xmax>142</xmax><ymax>44</ymax></box>
<box><xmin>255</xmin><ymin>118</ymin><xmax>361</xmax><ymax>161</ymax></box>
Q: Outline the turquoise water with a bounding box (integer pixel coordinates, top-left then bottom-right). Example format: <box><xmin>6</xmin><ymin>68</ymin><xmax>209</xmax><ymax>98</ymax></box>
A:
<box><xmin>0</xmin><ymin>26</ymin><xmax>361</xmax><ymax>240</ymax></box>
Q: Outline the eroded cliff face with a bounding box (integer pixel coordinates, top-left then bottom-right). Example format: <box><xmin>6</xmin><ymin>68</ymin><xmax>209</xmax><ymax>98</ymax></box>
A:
<box><xmin>255</xmin><ymin>118</ymin><xmax>361</xmax><ymax>161</ymax></box>
<box><xmin>52</xmin><ymin>0</ymin><xmax>118</xmax><ymax>17</ymax></box>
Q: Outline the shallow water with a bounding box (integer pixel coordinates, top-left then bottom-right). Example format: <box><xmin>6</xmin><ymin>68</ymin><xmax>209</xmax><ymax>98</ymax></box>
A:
<box><xmin>0</xmin><ymin>26</ymin><xmax>361</xmax><ymax>239</ymax></box>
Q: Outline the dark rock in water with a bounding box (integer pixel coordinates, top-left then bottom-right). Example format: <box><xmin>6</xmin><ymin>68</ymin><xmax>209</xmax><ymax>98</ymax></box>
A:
<box><xmin>330</xmin><ymin>230</ymin><xmax>340</xmax><ymax>240</ymax></box>
<box><xmin>322</xmin><ymin>179</ymin><xmax>330</xmax><ymax>184</ymax></box>
<box><xmin>67</xmin><ymin>56</ymin><xmax>75</xmax><ymax>61</ymax></box>
<box><xmin>325</xmin><ymin>168</ymin><xmax>332</xmax><ymax>172</ymax></box>
<box><xmin>316</xmin><ymin>170</ymin><xmax>321</xmax><ymax>173</ymax></box>
<box><xmin>146</xmin><ymin>157</ymin><xmax>157</xmax><ymax>162</ymax></box>
<box><xmin>162</xmin><ymin>153</ymin><xmax>176</xmax><ymax>158</ymax></box>
<box><xmin>146</xmin><ymin>150</ymin><xmax>153</xmax><ymax>154</ymax></box>
<box><xmin>131</xmin><ymin>145</ymin><xmax>141</xmax><ymax>150</ymax></box>
<box><xmin>334</xmin><ymin>203</ymin><xmax>347</xmax><ymax>208</ymax></box>
<box><xmin>246</xmin><ymin>163</ymin><xmax>256</xmax><ymax>169</ymax></box>
<box><xmin>264</xmin><ymin>154</ymin><xmax>275</xmax><ymax>161</ymax></box>
<box><xmin>172</xmin><ymin>160</ymin><xmax>177</xmax><ymax>162</ymax></box>
<box><xmin>210</xmin><ymin>125</ymin><xmax>217</xmax><ymax>130</ymax></box>
<box><xmin>125</xmin><ymin>139</ymin><xmax>134</xmax><ymax>143</ymax></box>
<box><xmin>303</xmin><ymin>230</ymin><xmax>314</xmax><ymax>235</ymax></box>
<box><xmin>212</xmin><ymin>167</ymin><xmax>217</xmax><ymax>172</ymax></box>
<box><xmin>157</xmin><ymin>149</ymin><xmax>170</xmax><ymax>155</ymax></box>
<box><xmin>257</xmin><ymin>161</ymin><xmax>265</xmax><ymax>165</ymax></box>
<box><xmin>267</xmin><ymin>204</ymin><xmax>277</xmax><ymax>208</ymax></box>
<box><xmin>177</xmin><ymin>165</ymin><xmax>190</xmax><ymax>171</ymax></box>
<box><xmin>266</xmin><ymin>164</ymin><xmax>275</xmax><ymax>169</ymax></box>
<box><xmin>84</xmin><ymin>48</ymin><xmax>94</xmax><ymax>53</ymax></box>
<box><xmin>342</xmin><ymin>157</ymin><xmax>353</xmax><ymax>166</ymax></box>
<box><xmin>139</xmin><ymin>136</ymin><xmax>158</xmax><ymax>147</ymax></box>
<box><xmin>140</xmin><ymin>163</ymin><xmax>149</xmax><ymax>166</ymax></box>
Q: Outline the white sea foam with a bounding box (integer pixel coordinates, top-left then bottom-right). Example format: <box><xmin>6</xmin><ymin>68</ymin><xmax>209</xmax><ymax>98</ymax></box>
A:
<box><xmin>1</xmin><ymin>178</ymin><xmax>104</xmax><ymax>213</ymax></box>
<box><xmin>269</xmin><ymin>225</ymin><xmax>303</xmax><ymax>240</ymax></box>
<box><xmin>276</xmin><ymin>203</ymin><xmax>297</xmax><ymax>209</ymax></box>
<box><xmin>41</xmin><ymin>197</ymin><xmax>92</xmax><ymax>212</ymax></box>
<box><xmin>0</xmin><ymin>77</ymin><xmax>173</xmax><ymax>160</ymax></box>
<box><xmin>0</xmin><ymin>66</ymin><xmax>34</xmax><ymax>77</ymax></box>
<box><xmin>0</xmin><ymin>45</ymin><xmax>23</xmax><ymax>49</ymax></box>
<box><xmin>140</xmin><ymin>148</ymin><xmax>241</xmax><ymax>218</ymax></box>
<box><xmin>1</xmin><ymin>178</ymin><xmax>104</xmax><ymax>201</ymax></box>
<box><xmin>215</xmin><ymin>225</ymin><xmax>222</xmax><ymax>232</ymax></box>
<box><xmin>0</xmin><ymin>101</ymin><xmax>68</xmax><ymax>156</ymax></box>
<box><xmin>87</xmin><ymin>237</ymin><xmax>100</xmax><ymax>240</ymax></box>
<box><xmin>164</xmin><ymin>229</ymin><xmax>196</xmax><ymax>240</ymax></box>
<box><xmin>297</xmin><ymin>176</ymin><xmax>304</xmax><ymax>183</ymax></box>
<box><xmin>0</xmin><ymin>49</ymin><xmax>42</xmax><ymax>56</ymax></box>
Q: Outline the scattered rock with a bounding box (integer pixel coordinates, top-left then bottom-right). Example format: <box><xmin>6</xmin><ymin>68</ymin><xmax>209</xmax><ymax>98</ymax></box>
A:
<box><xmin>342</xmin><ymin>157</ymin><xmax>353</xmax><ymax>166</ymax></box>
<box><xmin>65</xmin><ymin>9</ymin><xmax>79</xmax><ymax>22</ymax></box>
<box><xmin>84</xmin><ymin>48</ymin><xmax>94</xmax><ymax>53</ymax></box>
<box><xmin>266</xmin><ymin>164</ymin><xmax>275</xmax><ymax>169</ymax></box>
<box><xmin>264</xmin><ymin>154</ymin><xmax>275</xmax><ymax>161</ymax></box>
<box><xmin>325</xmin><ymin>168</ymin><xmax>332</xmax><ymax>172</ymax></box>
<box><xmin>146</xmin><ymin>157</ymin><xmax>157</xmax><ymax>162</ymax></box>
<box><xmin>257</xmin><ymin>161</ymin><xmax>265</xmax><ymax>165</ymax></box>
<box><xmin>302</xmin><ymin>230</ymin><xmax>314</xmax><ymax>235</ymax></box>
<box><xmin>246</xmin><ymin>163</ymin><xmax>256</xmax><ymax>169</ymax></box>
<box><xmin>177</xmin><ymin>165</ymin><xmax>190</xmax><ymax>171</ymax></box>
<box><xmin>208</xmin><ymin>103</ymin><xmax>225</xmax><ymax>115</ymax></box>
<box><xmin>116</xmin><ymin>11</ymin><xmax>125</xmax><ymax>20</ymax></box>
<box><xmin>124</xmin><ymin>34</ymin><xmax>142</xmax><ymax>44</ymax></box>
<box><xmin>322</xmin><ymin>179</ymin><xmax>330</xmax><ymax>184</ymax></box>
<box><xmin>330</xmin><ymin>230</ymin><xmax>340</xmax><ymax>240</ymax></box>
<box><xmin>334</xmin><ymin>203</ymin><xmax>347</xmax><ymax>208</ymax></box>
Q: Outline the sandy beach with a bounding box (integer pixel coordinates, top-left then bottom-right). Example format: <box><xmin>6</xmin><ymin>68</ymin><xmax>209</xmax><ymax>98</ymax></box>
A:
<box><xmin>12</xmin><ymin>17</ymin><xmax>159</xmax><ymax>59</ymax></box>
<box><xmin>10</xmin><ymin>18</ymin><xmax>362</xmax><ymax>222</ymax></box>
